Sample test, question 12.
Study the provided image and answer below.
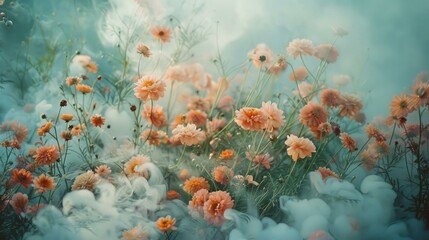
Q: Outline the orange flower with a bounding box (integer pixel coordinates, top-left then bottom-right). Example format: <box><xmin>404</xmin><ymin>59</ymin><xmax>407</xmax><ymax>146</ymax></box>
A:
<box><xmin>95</xmin><ymin>165</ymin><xmax>112</xmax><ymax>177</ymax></box>
<box><xmin>136</xmin><ymin>43</ymin><xmax>151</xmax><ymax>58</ymax></box>
<box><xmin>33</xmin><ymin>145</ymin><xmax>60</xmax><ymax>166</ymax></box>
<box><xmin>389</xmin><ymin>93</ymin><xmax>413</xmax><ymax>118</ymax></box>
<box><xmin>37</xmin><ymin>121</ymin><xmax>52</xmax><ymax>137</ymax></box>
<box><xmin>140</xmin><ymin>129</ymin><xmax>167</xmax><ymax>146</ymax></box>
<box><xmin>212</xmin><ymin>166</ymin><xmax>234</xmax><ymax>185</ymax></box>
<box><xmin>60</xmin><ymin>131</ymin><xmax>73</xmax><ymax>141</ymax></box>
<box><xmin>9</xmin><ymin>192</ymin><xmax>28</xmax><ymax>214</ymax></box>
<box><xmin>365</xmin><ymin>124</ymin><xmax>386</xmax><ymax>142</ymax></box>
<box><xmin>134</xmin><ymin>75</ymin><xmax>166</xmax><ymax>101</ymax></box>
<box><xmin>71</xmin><ymin>123</ymin><xmax>85</xmax><ymax>136</ymax></box>
<box><xmin>150</xmin><ymin>26</ymin><xmax>172</xmax><ymax>43</ymax></box>
<box><xmin>66</xmin><ymin>76</ymin><xmax>82</xmax><ymax>86</ymax></box>
<box><xmin>313</xmin><ymin>44</ymin><xmax>339</xmax><ymax>63</ymax></box>
<box><xmin>248</xmin><ymin>43</ymin><xmax>274</xmax><ymax>69</ymax></box>
<box><xmin>90</xmin><ymin>114</ymin><xmax>105</xmax><ymax>127</ymax></box>
<box><xmin>246</xmin><ymin>152</ymin><xmax>273</xmax><ymax>170</ymax></box>
<box><xmin>33</xmin><ymin>174</ymin><xmax>56</xmax><ymax>193</ymax></box>
<box><xmin>156</xmin><ymin>215</ymin><xmax>176</xmax><ymax>232</ymax></box>
<box><xmin>289</xmin><ymin>66</ymin><xmax>308</xmax><ymax>81</ymax></box>
<box><xmin>122</xmin><ymin>226</ymin><xmax>148</xmax><ymax>240</ymax></box>
<box><xmin>260</xmin><ymin>101</ymin><xmax>285</xmax><ymax>133</ymax></box>
<box><xmin>0</xmin><ymin>121</ymin><xmax>28</xmax><ymax>143</ymax></box>
<box><xmin>71</xmin><ymin>171</ymin><xmax>99</xmax><ymax>191</ymax></box>
<box><xmin>311</xmin><ymin>122</ymin><xmax>332</xmax><ymax>140</ymax></box>
<box><xmin>10</xmin><ymin>168</ymin><xmax>33</xmax><ymax>189</ymax></box>
<box><xmin>203</xmin><ymin>191</ymin><xmax>234</xmax><ymax>226</ymax></box>
<box><xmin>60</xmin><ymin>114</ymin><xmax>74</xmax><ymax>122</ymax></box>
<box><xmin>320</xmin><ymin>88</ymin><xmax>342</xmax><ymax>108</ymax></box>
<box><xmin>316</xmin><ymin>167</ymin><xmax>339</xmax><ymax>181</ymax></box>
<box><xmin>268</xmin><ymin>55</ymin><xmax>288</xmax><ymax>75</ymax></box>
<box><xmin>85</xmin><ymin>62</ymin><xmax>98</xmax><ymax>73</ymax></box>
<box><xmin>141</xmin><ymin>104</ymin><xmax>167</xmax><ymax>128</ymax></box>
<box><xmin>220</xmin><ymin>149</ymin><xmax>235</xmax><ymax>160</ymax></box>
<box><xmin>171</xmin><ymin>124</ymin><xmax>206</xmax><ymax>146</ymax></box>
<box><xmin>166</xmin><ymin>190</ymin><xmax>181</xmax><ymax>200</ymax></box>
<box><xmin>185</xmin><ymin>110</ymin><xmax>207</xmax><ymax>127</ymax></box>
<box><xmin>170</xmin><ymin>114</ymin><xmax>185</xmax><ymax>130</ymax></box>
<box><xmin>409</xmin><ymin>79</ymin><xmax>429</xmax><ymax>106</ymax></box>
<box><xmin>76</xmin><ymin>84</ymin><xmax>93</xmax><ymax>94</ymax></box>
<box><xmin>188</xmin><ymin>189</ymin><xmax>209</xmax><ymax>217</ymax></box>
<box><xmin>284</xmin><ymin>134</ymin><xmax>316</xmax><ymax>161</ymax></box>
<box><xmin>183</xmin><ymin>177</ymin><xmax>210</xmax><ymax>195</ymax></box>
<box><xmin>124</xmin><ymin>155</ymin><xmax>151</xmax><ymax>177</ymax></box>
<box><xmin>339</xmin><ymin>132</ymin><xmax>357</xmax><ymax>152</ymax></box>
<box><xmin>178</xmin><ymin>169</ymin><xmax>190</xmax><ymax>181</ymax></box>
<box><xmin>338</xmin><ymin>93</ymin><xmax>362</xmax><ymax>118</ymax></box>
<box><xmin>299</xmin><ymin>102</ymin><xmax>328</xmax><ymax>128</ymax></box>
<box><xmin>234</xmin><ymin>107</ymin><xmax>268</xmax><ymax>131</ymax></box>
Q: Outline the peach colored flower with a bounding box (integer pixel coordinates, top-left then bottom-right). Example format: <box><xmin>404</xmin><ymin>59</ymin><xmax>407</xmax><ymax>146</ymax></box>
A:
<box><xmin>0</xmin><ymin>121</ymin><xmax>28</xmax><ymax>143</ymax></box>
<box><xmin>299</xmin><ymin>102</ymin><xmax>328</xmax><ymax>128</ymax></box>
<box><xmin>124</xmin><ymin>155</ymin><xmax>151</xmax><ymax>177</ymax></box>
<box><xmin>361</xmin><ymin>149</ymin><xmax>379</xmax><ymax>171</ymax></box>
<box><xmin>156</xmin><ymin>215</ymin><xmax>176</xmax><ymax>232</ymax></box>
<box><xmin>164</xmin><ymin>64</ymin><xmax>189</xmax><ymax>82</ymax></box>
<box><xmin>136</xmin><ymin>43</ymin><xmax>151</xmax><ymax>57</ymax></box>
<box><xmin>248</xmin><ymin>43</ymin><xmax>274</xmax><ymax>69</ymax></box>
<box><xmin>91</xmin><ymin>114</ymin><xmax>105</xmax><ymax>128</ymax></box>
<box><xmin>284</xmin><ymin>134</ymin><xmax>316</xmax><ymax>161</ymax></box>
<box><xmin>333</xmin><ymin>74</ymin><xmax>351</xmax><ymax>87</ymax></box>
<box><xmin>71</xmin><ymin>171</ymin><xmax>99</xmax><ymax>191</ymax></box>
<box><xmin>217</xmin><ymin>96</ymin><xmax>235</xmax><ymax>112</ymax></box>
<box><xmin>37</xmin><ymin>121</ymin><xmax>52</xmax><ymax>137</ymax></box>
<box><xmin>339</xmin><ymin>132</ymin><xmax>357</xmax><ymax>152</ymax></box>
<box><xmin>308</xmin><ymin>230</ymin><xmax>335</xmax><ymax>240</ymax></box>
<box><xmin>95</xmin><ymin>165</ymin><xmax>112</xmax><ymax>177</ymax></box>
<box><xmin>187</xmin><ymin>96</ymin><xmax>211</xmax><ymax>112</ymax></box>
<box><xmin>10</xmin><ymin>168</ymin><xmax>33</xmax><ymax>189</ymax></box>
<box><xmin>261</xmin><ymin>101</ymin><xmax>285</xmax><ymax>133</ymax></box>
<box><xmin>268</xmin><ymin>55</ymin><xmax>288</xmax><ymax>75</ymax></box>
<box><xmin>365</xmin><ymin>124</ymin><xmax>386</xmax><ymax>142</ymax></box>
<box><xmin>71</xmin><ymin>123</ymin><xmax>85</xmax><ymax>136</ymax></box>
<box><xmin>220</xmin><ymin>149</ymin><xmax>235</xmax><ymax>161</ymax></box>
<box><xmin>389</xmin><ymin>93</ymin><xmax>413</xmax><ymax>118</ymax></box>
<box><xmin>293</xmin><ymin>81</ymin><xmax>315</xmax><ymax>99</ymax></box>
<box><xmin>186</xmin><ymin>63</ymin><xmax>208</xmax><ymax>90</ymax></box>
<box><xmin>178</xmin><ymin>169</ymin><xmax>190</xmax><ymax>181</ymax></box>
<box><xmin>246</xmin><ymin>152</ymin><xmax>273</xmax><ymax>170</ymax></box>
<box><xmin>122</xmin><ymin>226</ymin><xmax>148</xmax><ymax>240</ymax></box>
<box><xmin>66</xmin><ymin>76</ymin><xmax>82</xmax><ymax>86</ymax></box>
<box><xmin>289</xmin><ymin>66</ymin><xmax>308</xmax><ymax>81</ymax></box>
<box><xmin>141</xmin><ymin>104</ymin><xmax>167</xmax><ymax>129</ymax></box>
<box><xmin>311</xmin><ymin>122</ymin><xmax>332</xmax><ymax>140</ymax></box>
<box><xmin>207</xmin><ymin>118</ymin><xmax>227</xmax><ymax>135</ymax></box>
<box><xmin>140</xmin><ymin>129</ymin><xmax>167</xmax><ymax>146</ymax></box>
<box><xmin>9</xmin><ymin>192</ymin><xmax>28</xmax><ymax>214</ymax></box>
<box><xmin>166</xmin><ymin>190</ymin><xmax>181</xmax><ymax>200</ymax></box>
<box><xmin>212</xmin><ymin>166</ymin><xmax>234</xmax><ymax>185</ymax></box>
<box><xmin>203</xmin><ymin>191</ymin><xmax>234</xmax><ymax>226</ymax></box>
<box><xmin>189</xmin><ymin>188</ymin><xmax>209</xmax><ymax>217</ymax></box>
<box><xmin>320</xmin><ymin>88</ymin><xmax>342</xmax><ymax>108</ymax></box>
<box><xmin>33</xmin><ymin>145</ymin><xmax>60</xmax><ymax>166</ymax></box>
<box><xmin>316</xmin><ymin>167</ymin><xmax>339</xmax><ymax>181</ymax></box>
<box><xmin>338</xmin><ymin>93</ymin><xmax>362</xmax><ymax>118</ymax></box>
<box><xmin>170</xmin><ymin>115</ymin><xmax>185</xmax><ymax>130</ymax></box>
<box><xmin>234</xmin><ymin>107</ymin><xmax>268</xmax><ymax>131</ymax></box>
<box><xmin>368</xmin><ymin>141</ymin><xmax>389</xmax><ymax>156</ymax></box>
<box><xmin>150</xmin><ymin>26</ymin><xmax>172</xmax><ymax>43</ymax></box>
<box><xmin>286</xmin><ymin>38</ymin><xmax>314</xmax><ymax>59</ymax></box>
<box><xmin>60</xmin><ymin>114</ymin><xmax>74</xmax><ymax>122</ymax></box>
<box><xmin>354</xmin><ymin>112</ymin><xmax>366</xmax><ymax>124</ymax></box>
<box><xmin>409</xmin><ymin>78</ymin><xmax>429</xmax><ymax>106</ymax></box>
<box><xmin>75</xmin><ymin>84</ymin><xmax>93</xmax><ymax>94</ymax></box>
<box><xmin>314</xmin><ymin>44</ymin><xmax>339</xmax><ymax>63</ymax></box>
<box><xmin>183</xmin><ymin>177</ymin><xmax>210</xmax><ymax>195</ymax></box>
<box><xmin>185</xmin><ymin>110</ymin><xmax>207</xmax><ymax>127</ymax></box>
<box><xmin>171</xmin><ymin>124</ymin><xmax>206</xmax><ymax>146</ymax></box>
<box><xmin>134</xmin><ymin>75</ymin><xmax>166</xmax><ymax>101</ymax></box>
<box><xmin>332</xmin><ymin>26</ymin><xmax>348</xmax><ymax>37</ymax></box>
<box><xmin>33</xmin><ymin>174</ymin><xmax>56</xmax><ymax>193</ymax></box>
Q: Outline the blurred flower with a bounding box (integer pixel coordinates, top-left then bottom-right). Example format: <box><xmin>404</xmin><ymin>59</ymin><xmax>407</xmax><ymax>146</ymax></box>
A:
<box><xmin>268</xmin><ymin>55</ymin><xmax>288</xmax><ymax>75</ymax></box>
<box><xmin>71</xmin><ymin>123</ymin><xmax>85</xmax><ymax>136</ymax></box>
<box><xmin>284</xmin><ymin>134</ymin><xmax>316</xmax><ymax>161</ymax></box>
<box><xmin>339</xmin><ymin>132</ymin><xmax>357</xmax><ymax>152</ymax></box>
<box><xmin>122</xmin><ymin>226</ymin><xmax>148</xmax><ymax>240</ymax></box>
<box><xmin>187</xmin><ymin>96</ymin><xmax>211</xmax><ymax>112</ymax></box>
<box><xmin>261</xmin><ymin>101</ymin><xmax>285</xmax><ymax>133</ymax></box>
<box><xmin>37</xmin><ymin>121</ymin><xmax>52</xmax><ymax>137</ymax></box>
<box><xmin>289</xmin><ymin>66</ymin><xmax>308</xmax><ymax>81</ymax></box>
<box><xmin>156</xmin><ymin>215</ymin><xmax>176</xmax><ymax>232</ymax></box>
<box><xmin>95</xmin><ymin>165</ymin><xmax>112</xmax><ymax>177</ymax></box>
<box><xmin>170</xmin><ymin>115</ymin><xmax>185</xmax><ymax>131</ymax></box>
<box><xmin>166</xmin><ymin>190</ymin><xmax>181</xmax><ymax>200</ymax></box>
<box><xmin>33</xmin><ymin>173</ymin><xmax>56</xmax><ymax>193</ymax></box>
<box><xmin>171</xmin><ymin>124</ymin><xmax>206</xmax><ymax>146</ymax></box>
<box><xmin>178</xmin><ymin>169</ymin><xmax>190</xmax><ymax>181</ymax></box>
<box><xmin>66</xmin><ymin>76</ymin><xmax>82</xmax><ymax>86</ymax></box>
<box><xmin>203</xmin><ymin>191</ymin><xmax>234</xmax><ymax>226</ymax></box>
<box><xmin>235</xmin><ymin>107</ymin><xmax>268</xmax><ymax>131</ymax></box>
<box><xmin>71</xmin><ymin>171</ymin><xmax>99</xmax><ymax>191</ymax></box>
<box><xmin>134</xmin><ymin>75</ymin><xmax>166</xmax><ymax>101</ymax></box>
<box><xmin>320</xmin><ymin>88</ymin><xmax>341</xmax><ymax>108</ymax></box>
<box><xmin>293</xmin><ymin>81</ymin><xmax>315</xmax><ymax>99</ymax></box>
<box><xmin>311</xmin><ymin>122</ymin><xmax>332</xmax><ymax>139</ymax></box>
<box><xmin>368</xmin><ymin>141</ymin><xmax>389</xmax><ymax>156</ymax></box>
<box><xmin>408</xmin><ymin>78</ymin><xmax>429</xmax><ymax>107</ymax></box>
<box><xmin>183</xmin><ymin>177</ymin><xmax>210</xmax><ymax>195</ymax></box>
<box><xmin>331</xmin><ymin>26</ymin><xmax>348</xmax><ymax>37</ymax></box>
<box><xmin>10</xmin><ymin>168</ymin><xmax>33</xmax><ymax>189</ymax></box>
<box><xmin>217</xmin><ymin>96</ymin><xmax>235</xmax><ymax>112</ymax></box>
<box><xmin>246</xmin><ymin>152</ymin><xmax>273</xmax><ymax>170</ymax></box>
<box><xmin>287</xmin><ymin>38</ymin><xmax>314</xmax><ymax>59</ymax></box>
<box><xmin>189</xmin><ymin>188</ymin><xmax>209</xmax><ymax>217</ymax></box>
<box><xmin>73</xmin><ymin>55</ymin><xmax>98</xmax><ymax>73</ymax></box>
<box><xmin>150</xmin><ymin>26</ymin><xmax>172</xmax><ymax>43</ymax></box>
<box><xmin>136</xmin><ymin>43</ymin><xmax>151</xmax><ymax>57</ymax></box>
<box><xmin>142</xmin><ymin>104</ymin><xmax>167</xmax><ymax>128</ymax></box>
<box><xmin>308</xmin><ymin>230</ymin><xmax>335</xmax><ymax>240</ymax></box>
<box><xmin>389</xmin><ymin>93</ymin><xmax>413</xmax><ymax>118</ymax></box>
<box><xmin>75</xmin><ymin>84</ymin><xmax>93</xmax><ymax>94</ymax></box>
<box><xmin>316</xmin><ymin>167</ymin><xmax>339</xmax><ymax>181</ymax></box>
<box><xmin>0</xmin><ymin>121</ymin><xmax>28</xmax><ymax>143</ymax></box>
<box><xmin>314</xmin><ymin>44</ymin><xmax>339</xmax><ymax>63</ymax></box>
<box><xmin>248</xmin><ymin>43</ymin><xmax>274</xmax><ymax>69</ymax></box>
<box><xmin>212</xmin><ymin>166</ymin><xmax>234</xmax><ymax>185</ymax></box>
<box><xmin>332</xmin><ymin>74</ymin><xmax>351</xmax><ymax>87</ymax></box>
<box><xmin>354</xmin><ymin>112</ymin><xmax>366</xmax><ymax>124</ymax></box>
<box><xmin>60</xmin><ymin>114</ymin><xmax>74</xmax><ymax>122</ymax></box>
<box><xmin>207</xmin><ymin>118</ymin><xmax>227</xmax><ymax>135</ymax></box>
<box><xmin>164</xmin><ymin>64</ymin><xmax>189</xmax><ymax>82</ymax></box>
<box><xmin>185</xmin><ymin>109</ymin><xmax>207</xmax><ymax>127</ymax></box>
<box><xmin>245</xmin><ymin>175</ymin><xmax>259</xmax><ymax>186</ymax></box>
<box><xmin>140</xmin><ymin>129</ymin><xmax>167</xmax><ymax>146</ymax></box>
<box><xmin>299</xmin><ymin>102</ymin><xmax>328</xmax><ymax>128</ymax></box>
<box><xmin>365</xmin><ymin>124</ymin><xmax>386</xmax><ymax>142</ymax></box>
<box><xmin>338</xmin><ymin>93</ymin><xmax>362</xmax><ymax>118</ymax></box>
<box><xmin>124</xmin><ymin>155</ymin><xmax>151</xmax><ymax>177</ymax></box>
<box><xmin>90</xmin><ymin>114</ymin><xmax>105</xmax><ymax>128</ymax></box>
<box><xmin>9</xmin><ymin>192</ymin><xmax>28</xmax><ymax>215</ymax></box>
<box><xmin>220</xmin><ymin>149</ymin><xmax>235</xmax><ymax>161</ymax></box>
<box><xmin>33</xmin><ymin>145</ymin><xmax>60</xmax><ymax>166</ymax></box>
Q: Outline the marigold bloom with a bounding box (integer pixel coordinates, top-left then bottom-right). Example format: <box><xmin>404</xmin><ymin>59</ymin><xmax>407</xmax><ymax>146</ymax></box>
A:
<box><xmin>286</xmin><ymin>38</ymin><xmax>314</xmax><ymax>59</ymax></box>
<box><xmin>60</xmin><ymin>114</ymin><xmax>74</xmax><ymax>122</ymax></box>
<box><xmin>320</xmin><ymin>88</ymin><xmax>342</xmax><ymax>108</ymax></box>
<box><xmin>90</xmin><ymin>114</ymin><xmax>105</xmax><ymax>128</ymax></box>
<box><xmin>166</xmin><ymin>190</ymin><xmax>181</xmax><ymax>200</ymax></box>
<box><xmin>289</xmin><ymin>66</ymin><xmax>308</xmax><ymax>81</ymax></box>
<box><xmin>316</xmin><ymin>167</ymin><xmax>339</xmax><ymax>181</ymax></box>
<box><xmin>220</xmin><ymin>149</ymin><xmax>235</xmax><ymax>161</ymax></box>
<box><xmin>66</xmin><ymin>76</ymin><xmax>82</xmax><ymax>86</ymax></box>
<box><xmin>10</xmin><ymin>192</ymin><xmax>28</xmax><ymax>214</ymax></box>
<box><xmin>246</xmin><ymin>152</ymin><xmax>273</xmax><ymax>170</ymax></box>
<box><xmin>389</xmin><ymin>93</ymin><xmax>413</xmax><ymax>118</ymax></box>
<box><xmin>71</xmin><ymin>171</ymin><xmax>99</xmax><ymax>191</ymax></box>
<box><xmin>185</xmin><ymin>110</ymin><xmax>207</xmax><ymax>127</ymax></box>
<box><xmin>235</xmin><ymin>107</ymin><xmax>268</xmax><ymax>131</ymax></box>
<box><xmin>365</xmin><ymin>124</ymin><xmax>386</xmax><ymax>142</ymax></box>
<box><xmin>183</xmin><ymin>177</ymin><xmax>210</xmax><ymax>195</ymax></box>
<box><xmin>124</xmin><ymin>155</ymin><xmax>151</xmax><ymax>177</ymax></box>
<box><xmin>171</xmin><ymin>124</ymin><xmax>206</xmax><ymax>146</ymax></box>
<box><xmin>338</xmin><ymin>93</ymin><xmax>362</xmax><ymax>118</ymax></box>
<box><xmin>95</xmin><ymin>165</ymin><xmax>112</xmax><ymax>177</ymax></box>
<box><xmin>261</xmin><ymin>101</ymin><xmax>285</xmax><ymax>133</ymax></box>
<box><xmin>140</xmin><ymin>129</ymin><xmax>167</xmax><ymax>146</ymax></box>
<box><xmin>136</xmin><ymin>43</ymin><xmax>151</xmax><ymax>58</ymax></box>
<box><xmin>75</xmin><ymin>84</ymin><xmax>93</xmax><ymax>94</ymax></box>
<box><xmin>212</xmin><ymin>166</ymin><xmax>234</xmax><ymax>185</ymax></box>
<box><xmin>122</xmin><ymin>226</ymin><xmax>148</xmax><ymax>240</ymax></box>
<box><xmin>37</xmin><ymin>121</ymin><xmax>52</xmax><ymax>137</ymax></box>
<box><xmin>150</xmin><ymin>26</ymin><xmax>172</xmax><ymax>43</ymax></box>
<box><xmin>339</xmin><ymin>132</ymin><xmax>357</xmax><ymax>152</ymax></box>
<box><xmin>0</xmin><ymin>121</ymin><xmax>28</xmax><ymax>143</ymax></box>
<box><xmin>134</xmin><ymin>75</ymin><xmax>166</xmax><ymax>101</ymax></box>
<box><xmin>314</xmin><ymin>44</ymin><xmax>339</xmax><ymax>63</ymax></box>
<box><xmin>156</xmin><ymin>215</ymin><xmax>177</xmax><ymax>232</ymax></box>
<box><xmin>299</xmin><ymin>102</ymin><xmax>328</xmax><ymax>128</ymax></box>
<box><xmin>248</xmin><ymin>43</ymin><xmax>274</xmax><ymax>69</ymax></box>
<box><xmin>10</xmin><ymin>168</ymin><xmax>33</xmax><ymax>189</ymax></box>
<box><xmin>33</xmin><ymin>174</ymin><xmax>56</xmax><ymax>193</ymax></box>
<box><xmin>189</xmin><ymin>188</ymin><xmax>209</xmax><ymax>217</ymax></box>
<box><xmin>33</xmin><ymin>145</ymin><xmax>60</xmax><ymax>166</ymax></box>
<box><xmin>203</xmin><ymin>191</ymin><xmax>234</xmax><ymax>226</ymax></box>
<box><xmin>284</xmin><ymin>134</ymin><xmax>316</xmax><ymax>161</ymax></box>
<box><xmin>141</xmin><ymin>104</ymin><xmax>167</xmax><ymax>129</ymax></box>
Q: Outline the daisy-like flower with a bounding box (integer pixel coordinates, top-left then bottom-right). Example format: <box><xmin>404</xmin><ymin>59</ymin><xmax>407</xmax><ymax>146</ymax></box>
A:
<box><xmin>10</xmin><ymin>169</ymin><xmax>33</xmax><ymax>189</ymax></box>
<box><xmin>33</xmin><ymin>145</ymin><xmax>60</xmax><ymax>166</ymax></box>
<box><xmin>150</xmin><ymin>26</ymin><xmax>172</xmax><ymax>43</ymax></box>
<box><xmin>203</xmin><ymin>191</ymin><xmax>234</xmax><ymax>226</ymax></box>
<box><xmin>66</xmin><ymin>76</ymin><xmax>82</xmax><ymax>86</ymax></box>
<box><xmin>10</xmin><ymin>192</ymin><xmax>28</xmax><ymax>215</ymax></box>
<box><xmin>289</xmin><ymin>66</ymin><xmax>308</xmax><ymax>81</ymax></box>
<box><xmin>124</xmin><ymin>155</ymin><xmax>151</xmax><ymax>177</ymax></box>
<box><xmin>246</xmin><ymin>152</ymin><xmax>273</xmax><ymax>170</ymax></box>
<box><xmin>368</xmin><ymin>141</ymin><xmax>389</xmax><ymax>156</ymax></box>
<box><xmin>316</xmin><ymin>167</ymin><xmax>339</xmax><ymax>181</ymax></box>
<box><xmin>183</xmin><ymin>177</ymin><xmax>210</xmax><ymax>195</ymax></box>
<box><xmin>95</xmin><ymin>165</ymin><xmax>112</xmax><ymax>177</ymax></box>
<box><xmin>90</xmin><ymin>114</ymin><xmax>105</xmax><ymax>128</ymax></box>
<box><xmin>248</xmin><ymin>43</ymin><xmax>274</xmax><ymax>69</ymax></box>
<box><xmin>189</xmin><ymin>188</ymin><xmax>209</xmax><ymax>217</ymax></box>
<box><xmin>71</xmin><ymin>171</ymin><xmax>99</xmax><ymax>191</ymax></box>
<box><xmin>212</xmin><ymin>166</ymin><xmax>234</xmax><ymax>185</ymax></box>
<box><xmin>134</xmin><ymin>75</ymin><xmax>166</xmax><ymax>101</ymax></box>
<box><xmin>261</xmin><ymin>101</ymin><xmax>285</xmax><ymax>133</ymax></box>
<box><xmin>338</xmin><ymin>93</ymin><xmax>362</xmax><ymax>118</ymax></box>
<box><xmin>33</xmin><ymin>174</ymin><xmax>56</xmax><ymax>193</ymax></box>
<box><xmin>170</xmin><ymin>124</ymin><xmax>206</xmax><ymax>146</ymax></box>
<box><xmin>339</xmin><ymin>132</ymin><xmax>357</xmax><ymax>152</ymax></box>
<box><xmin>156</xmin><ymin>215</ymin><xmax>177</xmax><ymax>232</ymax></box>
<box><xmin>76</xmin><ymin>84</ymin><xmax>93</xmax><ymax>94</ymax></box>
<box><xmin>122</xmin><ymin>226</ymin><xmax>148</xmax><ymax>240</ymax></box>
<box><xmin>299</xmin><ymin>102</ymin><xmax>328</xmax><ymax>128</ymax></box>
<box><xmin>37</xmin><ymin>121</ymin><xmax>52</xmax><ymax>137</ymax></box>
<box><xmin>320</xmin><ymin>88</ymin><xmax>342</xmax><ymax>108</ymax></box>
<box><xmin>60</xmin><ymin>114</ymin><xmax>74</xmax><ymax>122</ymax></box>
<box><xmin>389</xmin><ymin>93</ymin><xmax>413</xmax><ymax>118</ymax></box>
<box><xmin>313</xmin><ymin>44</ymin><xmax>339</xmax><ymax>63</ymax></box>
<box><xmin>185</xmin><ymin>110</ymin><xmax>207</xmax><ymax>127</ymax></box>
<box><xmin>286</xmin><ymin>38</ymin><xmax>314</xmax><ymax>59</ymax></box>
<box><xmin>136</xmin><ymin>43</ymin><xmax>151</xmax><ymax>57</ymax></box>
<box><xmin>234</xmin><ymin>107</ymin><xmax>268</xmax><ymax>131</ymax></box>
<box><xmin>284</xmin><ymin>134</ymin><xmax>316</xmax><ymax>161</ymax></box>
<box><xmin>220</xmin><ymin>149</ymin><xmax>235</xmax><ymax>161</ymax></box>
<box><xmin>409</xmin><ymin>78</ymin><xmax>429</xmax><ymax>106</ymax></box>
